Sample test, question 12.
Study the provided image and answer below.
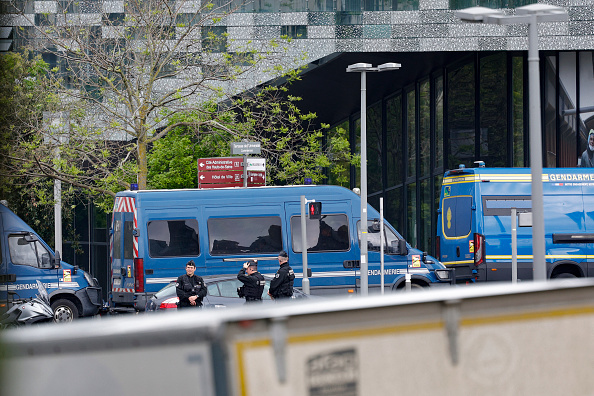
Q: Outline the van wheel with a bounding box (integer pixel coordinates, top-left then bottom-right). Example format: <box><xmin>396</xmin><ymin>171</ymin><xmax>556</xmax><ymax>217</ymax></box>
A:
<box><xmin>552</xmin><ymin>273</ymin><xmax>577</xmax><ymax>279</ymax></box>
<box><xmin>394</xmin><ymin>281</ymin><xmax>427</xmax><ymax>291</ymax></box>
<box><xmin>51</xmin><ymin>299</ymin><xmax>78</xmax><ymax>323</ymax></box>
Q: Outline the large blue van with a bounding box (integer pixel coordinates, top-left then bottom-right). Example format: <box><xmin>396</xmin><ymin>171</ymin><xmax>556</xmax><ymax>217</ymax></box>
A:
<box><xmin>436</xmin><ymin>166</ymin><xmax>594</xmax><ymax>282</ymax></box>
<box><xmin>0</xmin><ymin>203</ymin><xmax>102</xmax><ymax>321</ymax></box>
<box><xmin>109</xmin><ymin>185</ymin><xmax>452</xmax><ymax>311</ymax></box>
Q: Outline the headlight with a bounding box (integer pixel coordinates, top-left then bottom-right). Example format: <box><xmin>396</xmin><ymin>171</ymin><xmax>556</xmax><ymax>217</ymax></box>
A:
<box><xmin>83</xmin><ymin>271</ymin><xmax>97</xmax><ymax>287</ymax></box>
<box><xmin>435</xmin><ymin>269</ymin><xmax>451</xmax><ymax>281</ymax></box>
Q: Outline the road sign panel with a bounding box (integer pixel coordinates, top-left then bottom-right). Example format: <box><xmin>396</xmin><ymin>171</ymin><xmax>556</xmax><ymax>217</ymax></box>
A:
<box><xmin>198</xmin><ymin>170</ymin><xmax>243</xmax><ymax>184</ymax></box>
<box><xmin>246</xmin><ymin>158</ymin><xmax>265</xmax><ymax>171</ymax></box>
<box><xmin>231</xmin><ymin>142</ymin><xmax>261</xmax><ymax>155</ymax></box>
<box><xmin>198</xmin><ymin>157</ymin><xmax>243</xmax><ymax>171</ymax></box>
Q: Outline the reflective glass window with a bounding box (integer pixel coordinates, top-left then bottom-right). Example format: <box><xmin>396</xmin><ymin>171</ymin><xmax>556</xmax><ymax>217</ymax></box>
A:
<box><xmin>447</xmin><ymin>62</ymin><xmax>475</xmax><ymax>168</ymax></box>
<box><xmin>512</xmin><ymin>56</ymin><xmax>525</xmax><ymax>167</ymax></box>
<box><xmin>291</xmin><ymin>214</ymin><xmax>350</xmax><ymax>253</ymax></box>
<box><xmin>544</xmin><ymin>55</ymin><xmax>557</xmax><ymax>167</ymax></box>
<box><xmin>148</xmin><ymin>219</ymin><xmax>200</xmax><ymax>258</ymax></box>
<box><xmin>357</xmin><ymin>220</ymin><xmax>403</xmax><ymax>254</ymax></box>
<box><xmin>386</xmin><ymin>95</ymin><xmax>403</xmax><ymax>187</ymax></box>
<box><xmin>208</xmin><ymin>217</ymin><xmax>282</xmax><ymax>255</ymax></box>
<box><xmin>113</xmin><ymin>219</ymin><xmax>122</xmax><ymax>260</ymax></box>
<box><xmin>434</xmin><ymin>75</ymin><xmax>444</xmax><ymax>170</ymax></box>
<box><xmin>480</xmin><ymin>53</ymin><xmax>508</xmax><ymax>167</ymax></box>
<box><xmin>407</xmin><ymin>183</ymin><xmax>417</xmax><ymax>246</ymax></box>
<box><xmin>419</xmin><ymin>179</ymin><xmax>431</xmax><ymax>253</ymax></box>
<box><xmin>368</xmin><ymin>102</ymin><xmax>383</xmax><ymax>194</ymax></box>
<box><xmin>8</xmin><ymin>236</ymin><xmax>52</xmax><ymax>268</ymax></box>
<box><xmin>558</xmin><ymin>52</ymin><xmax>577</xmax><ymax>167</ymax></box>
<box><xmin>419</xmin><ymin>79</ymin><xmax>430</xmax><ymax>176</ymax></box>
<box><xmin>441</xmin><ymin>196</ymin><xmax>472</xmax><ymax>238</ymax></box>
<box><xmin>124</xmin><ymin>220</ymin><xmax>134</xmax><ymax>259</ymax></box>
<box><xmin>579</xmin><ymin>51</ymin><xmax>594</xmax><ymax>167</ymax></box>
<box><xmin>385</xmin><ymin>187</ymin><xmax>403</xmax><ymax>233</ymax></box>
<box><xmin>407</xmin><ymin>89</ymin><xmax>416</xmax><ymax>178</ymax></box>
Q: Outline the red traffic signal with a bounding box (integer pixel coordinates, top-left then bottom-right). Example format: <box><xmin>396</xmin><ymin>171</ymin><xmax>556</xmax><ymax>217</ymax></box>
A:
<box><xmin>308</xmin><ymin>202</ymin><xmax>322</xmax><ymax>219</ymax></box>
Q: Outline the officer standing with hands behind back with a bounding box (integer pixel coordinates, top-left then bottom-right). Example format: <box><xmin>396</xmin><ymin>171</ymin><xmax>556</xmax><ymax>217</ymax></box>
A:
<box><xmin>237</xmin><ymin>260</ymin><xmax>266</xmax><ymax>303</ymax></box>
<box><xmin>268</xmin><ymin>250</ymin><xmax>295</xmax><ymax>300</ymax></box>
<box><xmin>176</xmin><ymin>260</ymin><xmax>207</xmax><ymax>309</ymax></box>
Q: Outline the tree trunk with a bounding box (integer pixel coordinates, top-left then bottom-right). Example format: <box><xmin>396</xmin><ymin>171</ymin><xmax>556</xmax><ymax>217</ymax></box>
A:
<box><xmin>137</xmin><ymin>133</ymin><xmax>148</xmax><ymax>190</ymax></box>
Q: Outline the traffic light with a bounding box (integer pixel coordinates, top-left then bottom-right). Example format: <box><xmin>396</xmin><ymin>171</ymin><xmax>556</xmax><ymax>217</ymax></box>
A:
<box><xmin>308</xmin><ymin>202</ymin><xmax>322</xmax><ymax>219</ymax></box>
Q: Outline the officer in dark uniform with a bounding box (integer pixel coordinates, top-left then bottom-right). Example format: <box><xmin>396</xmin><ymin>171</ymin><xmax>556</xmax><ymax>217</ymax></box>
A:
<box><xmin>237</xmin><ymin>260</ymin><xmax>266</xmax><ymax>303</ymax></box>
<box><xmin>176</xmin><ymin>260</ymin><xmax>207</xmax><ymax>309</ymax></box>
<box><xmin>268</xmin><ymin>250</ymin><xmax>295</xmax><ymax>300</ymax></box>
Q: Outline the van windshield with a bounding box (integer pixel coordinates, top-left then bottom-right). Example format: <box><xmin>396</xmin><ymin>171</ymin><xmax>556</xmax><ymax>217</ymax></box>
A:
<box><xmin>441</xmin><ymin>196</ymin><xmax>472</xmax><ymax>238</ymax></box>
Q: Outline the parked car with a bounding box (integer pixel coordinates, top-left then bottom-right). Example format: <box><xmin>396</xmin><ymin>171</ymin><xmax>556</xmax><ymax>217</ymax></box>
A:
<box><xmin>145</xmin><ymin>274</ymin><xmax>310</xmax><ymax>311</ymax></box>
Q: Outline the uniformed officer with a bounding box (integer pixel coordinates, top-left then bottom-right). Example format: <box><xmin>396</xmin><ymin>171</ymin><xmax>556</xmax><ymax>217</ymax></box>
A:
<box><xmin>237</xmin><ymin>260</ymin><xmax>266</xmax><ymax>303</ymax></box>
<box><xmin>176</xmin><ymin>260</ymin><xmax>207</xmax><ymax>309</ymax></box>
<box><xmin>268</xmin><ymin>250</ymin><xmax>295</xmax><ymax>300</ymax></box>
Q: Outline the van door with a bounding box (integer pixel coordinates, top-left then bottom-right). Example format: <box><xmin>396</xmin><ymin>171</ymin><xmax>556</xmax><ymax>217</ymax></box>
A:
<box><xmin>359</xmin><ymin>219</ymin><xmax>411</xmax><ymax>289</ymax></box>
<box><xmin>440</xmin><ymin>195</ymin><xmax>474</xmax><ymax>275</ymax></box>
<box><xmin>204</xmin><ymin>204</ymin><xmax>284</xmax><ymax>277</ymax></box>
<box><xmin>6</xmin><ymin>232</ymin><xmax>59</xmax><ymax>300</ymax></box>
<box><xmin>111</xmin><ymin>212</ymin><xmax>135</xmax><ymax>297</ymax></box>
<box><xmin>284</xmin><ymin>201</ymin><xmax>356</xmax><ymax>294</ymax></box>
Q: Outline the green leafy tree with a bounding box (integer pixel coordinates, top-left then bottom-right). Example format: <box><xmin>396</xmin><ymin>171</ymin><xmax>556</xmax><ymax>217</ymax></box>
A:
<box><xmin>2</xmin><ymin>0</ymin><xmax>310</xmax><ymax>202</ymax></box>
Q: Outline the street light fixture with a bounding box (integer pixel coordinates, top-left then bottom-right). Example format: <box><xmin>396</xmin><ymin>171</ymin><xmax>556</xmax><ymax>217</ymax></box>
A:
<box><xmin>456</xmin><ymin>4</ymin><xmax>568</xmax><ymax>281</ymax></box>
<box><xmin>347</xmin><ymin>62</ymin><xmax>401</xmax><ymax>295</ymax></box>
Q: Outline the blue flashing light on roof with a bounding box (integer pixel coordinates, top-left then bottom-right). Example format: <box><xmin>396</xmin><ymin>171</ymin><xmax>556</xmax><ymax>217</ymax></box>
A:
<box><xmin>459</xmin><ymin>164</ymin><xmax>466</xmax><ymax>169</ymax></box>
<box><xmin>130</xmin><ymin>183</ymin><xmax>139</xmax><ymax>191</ymax></box>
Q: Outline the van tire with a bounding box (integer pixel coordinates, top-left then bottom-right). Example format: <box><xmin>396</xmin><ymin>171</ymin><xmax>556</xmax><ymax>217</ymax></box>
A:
<box><xmin>51</xmin><ymin>299</ymin><xmax>78</xmax><ymax>323</ymax></box>
<box><xmin>552</xmin><ymin>273</ymin><xmax>577</xmax><ymax>279</ymax></box>
<box><xmin>394</xmin><ymin>281</ymin><xmax>428</xmax><ymax>291</ymax></box>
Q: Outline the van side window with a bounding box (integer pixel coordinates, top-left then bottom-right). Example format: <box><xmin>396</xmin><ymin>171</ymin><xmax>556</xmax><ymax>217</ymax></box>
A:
<box><xmin>113</xmin><ymin>219</ymin><xmax>122</xmax><ymax>259</ymax></box>
<box><xmin>483</xmin><ymin>196</ymin><xmax>531</xmax><ymax>216</ymax></box>
<box><xmin>208</xmin><ymin>217</ymin><xmax>282</xmax><ymax>255</ymax></box>
<box><xmin>8</xmin><ymin>235</ymin><xmax>52</xmax><ymax>268</ymax></box>
<box><xmin>147</xmin><ymin>219</ymin><xmax>200</xmax><ymax>257</ymax></box>
<box><xmin>357</xmin><ymin>220</ymin><xmax>401</xmax><ymax>254</ymax></box>
<box><xmin>124</xmin><ymin>220</ymin><xmax>134</xmax><ymax>259</ymax></box>
<box><xmin>441</xmin><ymin>196</ymin><xmax>472</xmax><ymax>238</ymax></box>
<box><xmin>291</xmin><ymin>214</ymin><xmax>350</xmax><ymax>253</ymax></box>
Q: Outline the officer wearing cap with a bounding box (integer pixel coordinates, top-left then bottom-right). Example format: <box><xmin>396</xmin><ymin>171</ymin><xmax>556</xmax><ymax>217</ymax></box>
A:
<box><xmin>176</xmin><ymin>260</ymin><xmax>207</xmax><ymax>309</ymax></box>
<box><xmin>237</xmin><ymin>260</ymin><xmax>266</xmax><ymax>303</ymax></box>
<box><xmin>268</xmin><ymin>250</ymin><xmax>295</xmax><ymax>300</ymax></box>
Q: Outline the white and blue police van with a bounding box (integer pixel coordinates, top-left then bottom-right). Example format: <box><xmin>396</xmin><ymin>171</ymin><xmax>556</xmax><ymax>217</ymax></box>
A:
<box><xmin>109</xmin><ymin>185</ymin><xmax>452</xmax><ymax>311</ymax></box>
<box><xmin>436</xmin><ymin>166</ymin><xmax>594</xmax><ymax>282</ymax></box>
<box><xmin>0</xmin><ymin>203</ymin><xmax>102</xmax><ymax>321</ymax></box>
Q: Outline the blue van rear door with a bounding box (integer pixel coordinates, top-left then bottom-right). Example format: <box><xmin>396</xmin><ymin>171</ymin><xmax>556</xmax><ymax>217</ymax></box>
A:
<box><xmin>440</xmin><ymin>195</ymin><xmax>474</xmax><ymax>263</ymax></box>
<box><xmin>112</xmin><ymin>211</ymin><xmax>135</xmax><ymax>294</ymax></box>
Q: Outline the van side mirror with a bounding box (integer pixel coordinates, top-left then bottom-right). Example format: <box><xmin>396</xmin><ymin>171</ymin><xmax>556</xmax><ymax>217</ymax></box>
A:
<box><xmin>53</xmin><ymin>251</ymin><xmax>62</xmax><ymax>269</ymax></box>
<box><xmin>391</xmin><ymin>239</ymin><xmax>408</xmax><ymax>256</ymax></box>
<box><xmin>24</xmin><ymin>233</ymin><xmax>39</xmax><ymax>243</ymax></box>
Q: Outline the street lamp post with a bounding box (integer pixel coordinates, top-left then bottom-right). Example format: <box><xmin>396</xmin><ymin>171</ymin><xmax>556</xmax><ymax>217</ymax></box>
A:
<box><xmin>346</xmin><ymin>62</ymin><xmax>400</xmax><ymax>295</ymax></box>
<box><xmin>456</xmin><ymin>4</ymin><xmax>568</xmax><ymax>282</ymax></box>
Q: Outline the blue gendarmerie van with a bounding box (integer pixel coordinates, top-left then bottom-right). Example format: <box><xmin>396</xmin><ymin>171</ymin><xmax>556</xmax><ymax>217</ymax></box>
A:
<box><xmin>109</xmin><ymin>185</ymin><xmax>452</xmax><ymax>311</ymax></box>
<box><xmin>0</xmin><ymin>203</ymin><xmax>102</xmax><ymax>321</ymax></box>
<box><xmin>436</xmin><ymin>165</ymin><xmax>594</xmax><ymax>282</ymax></box>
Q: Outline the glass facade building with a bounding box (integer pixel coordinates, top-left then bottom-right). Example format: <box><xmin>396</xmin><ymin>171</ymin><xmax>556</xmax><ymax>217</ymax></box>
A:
<box><xmin>322</xmin><ymin>50</ymin><xmax>594</xmax><ymax>255</ymax></box>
